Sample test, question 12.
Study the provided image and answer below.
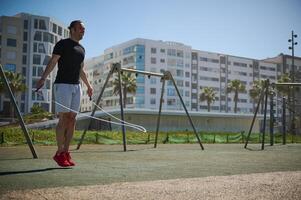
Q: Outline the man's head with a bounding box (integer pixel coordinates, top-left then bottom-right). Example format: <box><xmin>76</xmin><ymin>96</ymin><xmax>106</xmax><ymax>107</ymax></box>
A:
<box><xmin>68</xmin><ymin>20</ymin><xmax>85</xmax><ymax>41</ymax></box>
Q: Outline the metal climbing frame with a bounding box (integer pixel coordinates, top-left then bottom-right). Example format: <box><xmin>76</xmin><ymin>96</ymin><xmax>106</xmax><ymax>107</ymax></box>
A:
<box><xmin>244</xmin><ymin>79</ymin><xmax>301</xmax><ymax>150</ymax></box>
<box><xmin>0</xmin><ymin>64</ymin><xmax>38</xmax><ymax>158</ymax></box>
<box><xmin>77</xmin><ymin>63</ymin><xmax>204</xmax><ymax>151</ymax></box>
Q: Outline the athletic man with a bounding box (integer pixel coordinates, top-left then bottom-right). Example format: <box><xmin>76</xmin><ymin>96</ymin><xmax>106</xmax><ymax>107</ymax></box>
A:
<box><xmin>36</xmin><ymin>20</ymin><xmax>92</xmax><ymax>167</ymax></box>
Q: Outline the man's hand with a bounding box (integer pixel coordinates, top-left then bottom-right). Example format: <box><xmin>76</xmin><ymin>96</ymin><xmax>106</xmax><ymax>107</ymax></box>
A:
<box><xmin>87</xmin><ymin>86</ymin><xmax>93</xmax><ymax>100</ymax></box>
<box><xmin>36</xmin><ymin>78</ymin><xmax>45</xmax><ymax>92</ymax></box>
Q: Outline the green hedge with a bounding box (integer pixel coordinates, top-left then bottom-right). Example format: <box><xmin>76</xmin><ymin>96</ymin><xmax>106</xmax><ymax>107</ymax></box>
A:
<box><xmin>0</xmin><ymin>127</ymin><xmax>300</xmax><ymax>146</ymax></box>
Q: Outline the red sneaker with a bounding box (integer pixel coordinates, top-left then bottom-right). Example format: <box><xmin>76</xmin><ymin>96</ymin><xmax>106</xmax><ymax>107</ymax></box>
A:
<box><xmin>65</xmin><ymin>152</ymin><xmax>75</xmax><ymax>166</ymax></box>
<box><xmin>53</xmin><ymin>152</ymin><xmax>70</xmax><ymax>167</ymax></box>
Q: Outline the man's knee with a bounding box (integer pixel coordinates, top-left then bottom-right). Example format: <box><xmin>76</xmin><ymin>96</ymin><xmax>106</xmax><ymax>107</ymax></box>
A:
<box><xmin>67</xmin><ymin>112</ymin><xmax>77</xmax><ymax>127</ymax></box>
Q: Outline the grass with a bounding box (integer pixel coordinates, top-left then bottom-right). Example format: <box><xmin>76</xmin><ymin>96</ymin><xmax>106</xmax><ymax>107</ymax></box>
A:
<box><xmin>0</xmin><ymin>127</ymin><xmax>300</xmax><ymax>146</ymax></box>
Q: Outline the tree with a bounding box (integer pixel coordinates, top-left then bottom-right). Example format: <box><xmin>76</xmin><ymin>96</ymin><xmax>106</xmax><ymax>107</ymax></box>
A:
<box><xmin>227</xmin><ymin>79</ymin><xmax>246</xmax><ymax>113</ymax></box>
<box><xmin>0</xmin><ymin>71</ymin><xmax>27</xmax><ymax>119</ymax></box>
<box><xmin>276</xmin><ymin>73</ymin><xmax>291</xmax><ymax>97</ymax></box>
<box><xmin>249</xmin><ymin>79</ymin><xmax>276</xmax><ymax>114</ymax></box>
<box><xmin>112</xmin><ymin>72</ymin><xmax>136</xmax><ymax>108</ymax></box>
<box><xmin>199</xmin><ymin>87</ymin><xmax>216</xmax><ymax>112</ymax></box>
<box><xmin>249</xmin><ymin>79</ymin><xmax>265</xmax><ymax>113</ymax></box>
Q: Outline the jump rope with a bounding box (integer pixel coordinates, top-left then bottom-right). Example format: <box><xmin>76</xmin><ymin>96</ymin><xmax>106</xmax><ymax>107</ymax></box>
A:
<box><xmin>35</xmin><ymin>88</ymin><xmax>147</xmax><ymax>132</ymax></box>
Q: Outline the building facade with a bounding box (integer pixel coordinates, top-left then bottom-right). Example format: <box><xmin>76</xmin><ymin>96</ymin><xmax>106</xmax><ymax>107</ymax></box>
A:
<box><xmin>0</xmin><ymin>13</ymin><xmax>68</xmax><ymax>115</ymax></box>
<box><xmin>84</xmin><ymin>38</ymin><xmax>281</xmax><ymax>116</ymax></box>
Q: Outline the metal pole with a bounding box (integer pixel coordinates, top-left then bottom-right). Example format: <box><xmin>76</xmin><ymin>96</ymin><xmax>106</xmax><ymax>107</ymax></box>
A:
<box><xmin>261</xmin><ymin>80</ymin><xmax>269</xmax><ymax>150</ymax></box>
<box><xmin>282</xmin><ymin>97</ymin><xmax>286</xmax><ymax>145</ymax></box>
<box><xmin>0</xmin><ymin>65</ymin><xmax>38</xmax><ymax>158</ymax></box>
<box><xmin>154</xmin><ymin>77</ymin><xmax>166</xmax><ymax>148</ymax></box>
<box><xmin>117</xmin><ymin>65</ymin><xmax>127</xmax><ymax>152</ymax></box>
<box><xmin>269</xmin><ymin>92</ymin><xmax>274</xmax><ymax>146</ymax></box>
<box><xmin>76</xmin><ymin>67</ymin><xmax>114</xmax><ymax>150</ymax></box>
<box><xmin>170</xmin><ymin>72</ymin><xmax>204</xmax><ymax>150</ymax></box>
<box><xmin>244</xmin><ymin>81</ymin><xmax>266</xmax><ymax>148</ymax></box>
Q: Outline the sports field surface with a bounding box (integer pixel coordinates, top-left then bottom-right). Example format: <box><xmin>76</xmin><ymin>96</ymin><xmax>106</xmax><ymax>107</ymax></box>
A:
<box><xmin>1</xmin><ymin>144</ymin><xmax>301</xmax><ymax>199</ymax></box>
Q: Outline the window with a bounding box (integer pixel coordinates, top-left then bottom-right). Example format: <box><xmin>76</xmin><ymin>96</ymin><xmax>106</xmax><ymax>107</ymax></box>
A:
<box><xmin>33</xmin><ymin>54</ymin><xmax>41</xmax><ymax>65</ymax></box>
<box><xmin>23</xmin><ymin>20</ymin><xmax>28</xmax><ymax>29</ymax></box>
<box><xmin>185</xmin><ymin>91</ymin><xmax>190</xmax><ymax>97</ymax></box>
<box><xmin>185</xmin><ymin>72</ymin><xmax>190</xmax><ymax>78</ymax></box>
<box><xmin>32</xmin><ymin>66</ymin><xmax>37</xmax><ymax>76</ymax></box>
<box><xmin>22</xmin><ymin>55</ymin><xmax>27</xmax><ymax>64</ymax></box>
<box><xmin>34</xmin><ymin>19</ymin><xmax>38</xmax><ymax>29</ymax></box>
<box><xmin>136</xmin><ymin>86</ymin><xmax>145</xmax><ymax>94</ymax></box>
<box><xmin>43</xmin><ymin>32</ymin><xmax>54</xmax><ymax>43</ymax></box>
<box><xmin>135</xmin><ymin>96</ymin><xmax>145</xmax><ymax>105</ymax></box>
<box><xmin>4</xmin><ymin>63</ymin><xmax>16</xmax><ymax>72</ymax></box>
<box><xmin>176</xmin><ymin>70</ymin><xmax>183</xmax><ymax>77</ymax></box>
<box><xmin>160</xmin><ymin>58</ymin><xmax>165</xmax><ymax>63</ymax></box>
<box><xmin>176</xmin><ymin>80</ymin><xmax>183</xmax><ymax>87</ymax></box>
<box><xmin>7</xmin><ymin>25</ymin><xmax>17</xmax><ymax>34</ymax></box>
<box><xmin>185</xmin><ymin>81</ymin><xmax>190</xmax><ymax>87</ymax></box>
<box><xmin>167</xmin><ymin>88</ymin><xmax>175</xmax><ymax>96</ymax></box>
<box><xmin>22</xmin><ymin>67</ymin><xmax>26</xmax><ymax>76</ymax></box>
<box><xmin>150</xmin><ymin>88</ymin><xmax>156</xmax><ymax>94</ymax></box>
<box><xmin>150</xmin><ymin>98</ymin><xmax>156</xmax><ymax>105</ymax></box>
<box><xmin>38</xmin><ymin>67</ymin><xmax>44</xmax><ymax>76</ymax></box>
<box><xmin>39</xmin><ymin>20</ymin><xmax>46</xmax><ymax>30</ymax></box>
<box><xmin>23</xmin><ymin>43</ymin><xmax>27</xmax><ymax>53</ymax></box>
<box><xmin>23</xmin><ymin>32</ymin><xmax>28</xmax><ymax>41</ymax></box>
<box><xmin>7</xmin><ymin>38</ymin><xmax>17</xmax><ymax>47</ymax></box>
<box><xmin>167</xmin><ymin>99</ymin><xmax>176</xmax><ymax>106</ymax></box>
<box><xmin>43</xmin><ymin>55</ymin><xmax>51</xmax><ymax>65</ymax></box>
<box><xmin>160</xmin><ymin>49</ymin><xmax>165</xmax><ymax>53</ymax></box>
<box><xmin>52</xmin><ymin>23</ymin><xmax>57</xmax><ymax>33</ymax></box>
<box><xmin>151</xmin><ymin>57</ymin><xmax>156</xmax><ymax>64</ymax></box>
<box><xmin>34</xmin><ymin>31</ymin><xmax>42</xmax><ymax>41</ymax></box>
<box><xmin>151</xmin><ymin>48</ymin><xmax>156</xmax><ymax>54</ymax></box>
<box><xmin>233</xmin><ymin>62</ymin><xmax>247</xmax><ymax>67</ymax></box>
<box><xmin>58</xmin><ymin>26</ymin><xmax>62</xmax><ymax>36</ymax></box>
<box><xmin>176</xmin><ymin>50</ymin><xmax>183</xmax><ymax>57</ymax></box>
<box><xmin>38</xmin><ymin>43</ymin><xmax>46</xmax><ymax>53</ymax></box>
<box><xmin>150</xmin><ymin>78</ymin><xmax>156</xmax><ymax>84</ymax></box>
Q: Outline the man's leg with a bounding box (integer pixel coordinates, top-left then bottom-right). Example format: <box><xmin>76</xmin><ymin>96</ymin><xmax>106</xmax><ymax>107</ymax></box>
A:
<box><xmin>53</xmin><ymin>112</ymin><xmax>71</xmax><ymax>167</ymax></box>
<box><xmin>63</xmin><ymin>112</ymin><xmax>77</xmax><ymax>152</ymax></box>
<box><xmin>56</xmin><ymin>113</ymin><xmax>69</xmax><ymax>154</ymax></box>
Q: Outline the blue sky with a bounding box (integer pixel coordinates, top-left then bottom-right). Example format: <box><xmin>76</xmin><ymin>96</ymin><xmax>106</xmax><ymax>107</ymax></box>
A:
<box><xmin>1</xmin><ymin>0</ymin><xmax>300</xmax><ymax>59</ymax></box>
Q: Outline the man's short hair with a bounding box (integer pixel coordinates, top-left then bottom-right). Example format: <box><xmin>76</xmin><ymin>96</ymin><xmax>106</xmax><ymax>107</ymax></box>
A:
<box><xmin>68</xmin><ymin>20</ymin><xmax>83</xmax><ymax>30</ymax></box>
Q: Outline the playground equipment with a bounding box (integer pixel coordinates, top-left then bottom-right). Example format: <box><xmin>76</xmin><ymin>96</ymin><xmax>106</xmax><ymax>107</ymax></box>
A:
<box><xmin>76</xmin><ymin>63</ymin><xmax>204</xmax><ymax>151</ymax></box>
<box><xmin>244</xmin><ymin>79</ymin><xmax>301</xmax><ymax>150</ymax></box>
<box><xmin>0</xmin><ymin>64</ymin><xmax>38</xmax><ymax>158</ymax></box>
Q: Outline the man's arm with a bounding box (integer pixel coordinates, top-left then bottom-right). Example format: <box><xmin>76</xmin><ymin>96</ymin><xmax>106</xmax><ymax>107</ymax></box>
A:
<box><xmin>36</xmin><ymin>54</ymin><xmax>60</xmax><ymax>91</ymax></box>
<box><xmin>80</xmin><ymin>62</ymin><xmax>93</xmax><ymax>98</ymax></box>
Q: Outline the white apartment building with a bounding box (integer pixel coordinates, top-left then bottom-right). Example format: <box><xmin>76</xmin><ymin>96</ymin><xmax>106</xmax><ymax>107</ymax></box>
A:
<box><xmin>0</xmin><ymin>13</ymin><xmax>68</xmax><ymax>115</ymax></box>
<box><xmin>80</xmin><ymin>55</ymin><xmax>104</xmax><ymax>112</ymax></box>
<box><xmin>96</xmin><ymin>38</ymin><xmax>193</xmax><ymax>111</ymax></box>
<box><xmin>83</xmin><ymin>38</ymin><xmax>279</xmax><ymax>115</ymax></box>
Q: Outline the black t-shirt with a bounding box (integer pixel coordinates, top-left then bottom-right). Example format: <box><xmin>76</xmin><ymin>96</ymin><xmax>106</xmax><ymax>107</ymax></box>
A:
<box><xmin>53</xmin><ymin>38</ymin><xmax>85</xmax><ymax>84</ymax></box>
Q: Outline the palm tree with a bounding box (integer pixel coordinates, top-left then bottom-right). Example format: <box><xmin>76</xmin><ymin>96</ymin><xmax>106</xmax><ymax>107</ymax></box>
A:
<box><xmin>0</xmin><ymin>71</ymin><xmax>27</xmax><ymax>119</ymax></box>
<box><xmin>249</xmin><ymin>79</ymin><xmax>265</xmax><ymax>113</ymax></box>
<box><xmin>227</xmin><ymin>79</ymin><xmax>246</xmax><ymax>113</ymax></box>
<box><xmin>199</xmin><ymin>87</ymin><xmax>216</xmax><ymax>112</ymax></box>
<box><xmin>276</xmin><ymin>73</ymin><xmax>291</xmax><ymax>97</ymax></box>
<box><xmin>112</xmin><ymin>72</ymin><xmax>136</xmax><ymax>108</ymax></box>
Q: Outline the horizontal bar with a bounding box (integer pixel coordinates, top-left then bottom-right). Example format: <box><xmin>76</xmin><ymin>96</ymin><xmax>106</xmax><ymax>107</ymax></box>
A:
<box><xmin>273</xmin><ymin>82</ymin><xmax>301</xmax><ymax>86</ymax></box>
<box><xmin>120</xmin><ymin>68</ymin><xmax>164</xmax><ymax>78</ymax></box>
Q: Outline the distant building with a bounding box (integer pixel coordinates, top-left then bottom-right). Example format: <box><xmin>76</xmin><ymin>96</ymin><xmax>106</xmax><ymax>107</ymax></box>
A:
<box><xmin>84</xmin><ymin>38</ymin><xmax>281</xmax><ymax>115</ymax></box>
<box><xmin>0</xmin><ymin>13</ymin><xmax>68</xmax><ymax>115</ymax></box>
